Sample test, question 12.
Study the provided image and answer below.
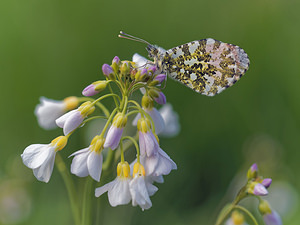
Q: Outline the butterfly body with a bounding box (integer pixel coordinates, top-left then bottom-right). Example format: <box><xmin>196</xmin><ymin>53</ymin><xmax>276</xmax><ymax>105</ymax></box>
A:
<box><xmin>146</xmin><ymin>39</ymin><xmax>249</xmax><ymax>96</ymax></box>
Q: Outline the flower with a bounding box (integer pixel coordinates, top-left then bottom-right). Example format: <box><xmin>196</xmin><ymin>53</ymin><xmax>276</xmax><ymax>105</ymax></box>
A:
<box><xmin>137</xmin><ymin>118</ymin><xmax>159</xmax><ymax>157</ymax></box>
<box><xmin>70</xmin><ymin>135</ymin><xmax>104</xmax><ymax>182</ymax></box>
<box><xmin>133</xmin><ymin>107</ymin><xmax>165</xmax><ymax>135</ymax></box>
<box><xmin>21</xmin><ymin>136</ymin><xmax>68</xmax><ymax>183</ymax></box>
<box><xmin>159</xmin><ymin>103</ymin><xmax>180</xmax><ymax>137</ymax></box>
<box><xmin>129</xmin><ymin>162</ymin><xmax>157</xmax><ymax>210</ymax></box>
<box><xmin>252</xmin><ymin>182</ymin><xmax>268</xmax><ymax>196</ymax></box>
<box><xmin>34</xmin><ymin>96</ymin><xmax>78</xmax><ymax>130</ymax></box>
<box><xmin>56</xmin><ymin>101</ymin><xmax>95</xmax><ymax>135</ymax></box>
<box><xmin>104</xmin><ymin>113</ymin><xmax>127</xmax><ymax>150</ymax></box>
<box><xmin>141</xmin><ymin>147</ymin><xmax>177</xmax><ymax>177</ymax></box>
<box><xmin>259</xmin><ymin>200</ymin><xmax>282</xmax><ymax>225</ymax></box>
<box><xmin>95</xmin><ymin>161</ymin><xmax>132</xmax><ymax>207</ymax></box>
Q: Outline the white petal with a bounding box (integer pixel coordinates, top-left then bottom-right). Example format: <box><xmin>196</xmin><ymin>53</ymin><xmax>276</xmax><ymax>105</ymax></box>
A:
<box><xmin>33</xmin><ymin>149</ymin><xmax>56</xmax><ymax>183</ymax></box>
<box><xmin>146</xmin><ymin>181</ymin><xmax>158</xmax><ymax>197</ymax></box>
<box><xmin>34</xmin><ymin>97</ymin><xmax>65</xmax><ymax>130</ymax></box>
<box><xmin>132</xmin><ymin>53</ymin><xmax>149</xmax><ymax>67</ymax></box>
<box><xmin>108</xmin><ymin>178</ymin><xmax>131</xmax><ymax>207</ymax></box>
<box><xmin>70</xmin><ymin>148</ymin><xmax>90</xmax><ymax>177</ymax></box>
<box><xmin>21</xmin><ymin>144</ymin><xmax>52</xmax><ymax>169</ymax></box>
<box><xmin>145</xmin><ymin>108</ymin><xmax>165</xmax><ymax>134</ymax></box>
<box><xmin>159</xmin><ymin>103</ymin><xmax>180</xmax><ymax>137</ymax></box>
<box><xmin>143</xmin><ymin>132</ymin><xmax>159</xmax><ymax>157</ymax></box>
<box><xmin>95</xmin><ymin>181</ymin><xmax>115</xmax><ymax>197</ymax></box>
<box><xmin>55</xmin><ymin>110</ymin><xmax>76</xmax><ymax>128</ymax></box>
<box><xmin>141</xmin><ymin>154</ymin><xmax>159</xmax><ymax>176</ymax></box>
<box><xmin>130</xmin><ymin>176</ymin><xmax>152</xmax><ymax>210</ymax></box>
<box><xmin>63</xmin><ymin>111</ymin><xmax>83</xmax><ymax>135</ymax></box>
<box><xmin>87</xmin><ymin>151</ymin><xmax>103</xmax><ymax>182</ymax></box>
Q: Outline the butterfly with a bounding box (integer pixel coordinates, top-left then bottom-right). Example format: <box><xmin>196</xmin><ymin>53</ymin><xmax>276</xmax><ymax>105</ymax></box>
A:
<box><xmin>119</xmin><ymin>31</ymin><xmax>249</xmax><ymax>96</ymax></box>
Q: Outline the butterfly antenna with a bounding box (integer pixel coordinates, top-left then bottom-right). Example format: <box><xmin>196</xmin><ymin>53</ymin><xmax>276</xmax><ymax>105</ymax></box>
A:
<box><xmin>118</xmin><ymin>31</ymin><xmax>151</xmax><ymax>45</ymax></box>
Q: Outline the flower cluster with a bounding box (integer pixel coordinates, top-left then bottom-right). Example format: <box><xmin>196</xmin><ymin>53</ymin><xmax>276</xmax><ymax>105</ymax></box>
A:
<box><xmin>216</xmin><ymin>163</ymin><xmax>282</xmax><ymax>225</ymax></box>
<box><xmin>21</xmin><ymin>54</ymin><xmax>180</xmax><ymax>210</ymax></box>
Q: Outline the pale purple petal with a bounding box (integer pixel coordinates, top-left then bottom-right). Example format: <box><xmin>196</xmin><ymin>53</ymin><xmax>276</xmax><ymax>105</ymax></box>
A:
<box><xmin>141</xmin><ymin>154</ymin><xmax>159</xmax><ymax>176</ymax></box>
<box><xmin>63</xmin><ymin>111</ymin><xmax>84</xmax><ymax>135</ymax></box>
<box><xmin>262</xmin><ymin>178</ymin><xmax>272</xmax><ymax>188</ymax></box>
<box><xmin>145</xmin><ymin>181</ymin><xmax>158</xmax><ymax>197</ymax></box>
<box><xmin>55</xmin><ymin>110</ymin><xmax>76</xmax><ymax>128</ymax></box>
<box><xmin>153</xmin><ymin>148</ymin><xmax>177</xmax><ymax>176</ymax></box>
<box><xmin>139</xmin><ymin>131</ymin><xmax>159</xmax><ymax>157</ymax></box>
<box><xmin>145</xmin><ymin>108</ymin><xmax>165</xmax><ymax>134</ymax></box>
<box><xmin>154</xmin><ymin>74</ymin><xmax>167</xmax><ymax>83</ymax></box>
<box><xmin>82</xmin><ymin>84</ymin><xmax>99</xmax><ymax>97</ymax></box>
<box><xmin>253</xmin><ymin>183</ymin><xmax>268</xmax><ymax>196</ymax></box>
<box><xmin>104</xmin><ymin>126</ymin><xmax>123</xmax><ymax>150</ymax></box>
<box><xmin>154</xmin><ymin>92</ymin><xmax>166</xmax><ymax>105</ymax></box>
<box><xmin>263</xmin><ymin>211</ymin><xmax>282</xmax><ymax>225</ymax></box>
<box><xmin>108</xmin><ymin>178</ymin><xmax>131</xmax><ymax>207</ymax></box>
<box><xmin>70</xmin><ymin>148</ymin><xmax>90</xmax><ymax>177</ymax></box>
<box><xmin>87</xmin><ymin>151</ymin><xmax>103</xmax><ymax>182</ymax></box>
<box><xmin>159</xmin><ymin>103</ymin><xmax>180</xmax><ymax>137</ymax></box>
<box><xmin>33</xmin><ymin>149</ymin><xmax>56</xmax><ymax>183</ymax></box>
<box><xmin>21</xmin><ymin>144</ymin><xmax>53</xmax><ymax>169</ymax></box>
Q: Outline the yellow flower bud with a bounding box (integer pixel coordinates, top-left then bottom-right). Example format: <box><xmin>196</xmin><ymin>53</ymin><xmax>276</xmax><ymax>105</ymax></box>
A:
<box><xmin>141</xmin><ymin>95</ymin><xmax>153</xmax><ymax>109</ymax></box>
<box><xmin>64</xmin><ymin>96</ymin><xmax>79</xmax><ymax>110</ymax></box>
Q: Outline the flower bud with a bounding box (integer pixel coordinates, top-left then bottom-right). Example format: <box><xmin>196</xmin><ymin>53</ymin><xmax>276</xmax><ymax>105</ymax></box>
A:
<box><xmin>259</xmin><ymin>200</ymin><xmax>282</xmax><ymax>225</ymax></box>
<box><xmin>141</xmin><ymin>95</ymin><xmax>154</xmax><ymax>109</ymax></box>
<box><xmin>112</xmin><ymin>56</ymin><xmax>120</xmax><ymax>65</ymax></box>
<box><xmin>147</xmin><ymin>66</ymin><xmax>157</xmax><ymax>75</ymax></box>
<box><xmin>78</xmin><ymin>101</ymin><xmax>95</xmax><ymax>117</ymax></box>
<box><xmin>261</xmin><ymin>178</ymin><xmax>272</xmax><ymax>188</ymax></box>
<box><xmin>154</xmin><ymin>92</ymin><xmax>166</xmax><ymax>105</ymax></box>
<box><xmin>102</xmin><ymin>64</ymin><xmax>115</xmax><ymax>80</ymax></box>
<box><xmin>247</xmin><ymin>163</ymin><xmax>258</xmax><ymax>180</ymax></box>
<box><xmin>120</xmin><ymin>61</ymin><xmax>131</xmax><ymax>76</ymax></box>
<box><xmin>248</xmin><ymin>182</ymin><xmax>268</xmax><ymax>196</ymax></box>
<box><xmin>112</xmin><ymin>56</ymin><xmax>121</xmax><ymax>73</ymax></box>
<box><xmin>82</xmin><ymin>81</ymin><xmax>108</xmax><ymax>97</ymax></box>
<box><xmin>135</xmin><ymin>68</ymin><xmax>148</xmax><ymax>81</ymax></box>
<box><xmin>154</xmin><ymin>74</ymin><xmax>166</xmax><ymax>83</ymax></box>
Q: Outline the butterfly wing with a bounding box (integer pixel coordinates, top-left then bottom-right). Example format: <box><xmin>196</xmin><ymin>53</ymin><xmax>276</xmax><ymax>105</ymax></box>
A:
<box><xmin>161</xmin><ymin>39</ymin><xmax>249</xmax><ymax>96</ymax></box>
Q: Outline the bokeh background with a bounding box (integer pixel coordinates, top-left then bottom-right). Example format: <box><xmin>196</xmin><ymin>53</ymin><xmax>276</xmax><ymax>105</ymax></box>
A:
<box><xmin>1</xmin><ymin>0</ymin><xmax>299</xmax><ymax>224</ymax></box>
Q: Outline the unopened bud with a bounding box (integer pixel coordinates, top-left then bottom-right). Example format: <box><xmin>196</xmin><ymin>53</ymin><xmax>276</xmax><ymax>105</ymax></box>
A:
<box><xmin>102</xmin><ymin>64</ymin><xmax>115</xmax><ymax>80</ymax></box>
<box><xmin>141</xmin><ymin>95</ymin><xmax>154</xmax><ymax>109</ymax></box>
<box><xmin>247</xmin><ymin>163</ymin><xmax>258</xmax><ymax>180</ymax></box>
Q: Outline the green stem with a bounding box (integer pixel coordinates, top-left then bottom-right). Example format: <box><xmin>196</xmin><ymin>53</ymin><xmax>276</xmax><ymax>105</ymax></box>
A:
<box><xmin>108</xmin><ymin>83</ymin><xmax>120</xmax><ymax>109</ymax></box>
<box><xmin>102</xmin><ymin>149</ymin><xmax>115</xmax><ymax>171</ymax></box>
<box><xmin>121</xmin><ymin>136</ymin><xmax>140</xmax><ymax>162</ymax></box>
<box><xmin>82</xmin><ymin>115</ymin><xmax>108</xmax><ymax>124</ymax></box>
<box><xmin>55</xmin><ymin>154</ymin><xmax>81</xmax><ymax>225</ymax></box>
<box><xmin>234</xmin><ymin>205</ymin><xmax>259</xmax><ymax>225</ymax></box>
<box><xmin>120</xmin><ymin>141</ymin><xmax>125</xmax><ymax>163</ymax></box>
<box><xmin>92</xmin><ymin>93</ymin><xmax>121</xmax><ymax>106</ymax></box>
<box><xmin>100</xmin><ymin>108</ymin><xmax>118</xmax><ymax>137</ymax></box>
<box><xmin>81</xmin><ymin>177</ymin><xmax>93</xmax><ymax>225</ymax></box>
<box><xmin>215</xmin><ymin>187</ymin><xmax>246</xmax><ymax>225</ymax></box>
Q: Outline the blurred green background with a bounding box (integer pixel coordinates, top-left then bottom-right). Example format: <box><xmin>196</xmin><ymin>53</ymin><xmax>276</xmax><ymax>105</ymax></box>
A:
<box><xmin>1</xmin><ymin>0</ymin><xmax>299</xmax><ymax>224</ymax></box>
